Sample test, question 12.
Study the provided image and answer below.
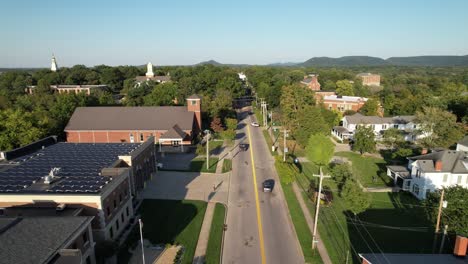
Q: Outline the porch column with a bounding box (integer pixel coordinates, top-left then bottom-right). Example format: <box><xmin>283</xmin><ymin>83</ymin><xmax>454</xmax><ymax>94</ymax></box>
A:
<box><xmin>181</xmin><ymin>139</ymin><xmax>184</xmax><ymax>152</ymax></box>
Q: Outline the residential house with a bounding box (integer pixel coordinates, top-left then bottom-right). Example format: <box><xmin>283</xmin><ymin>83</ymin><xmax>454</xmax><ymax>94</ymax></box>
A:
<box><xmin>456</xmin><ymin>136</ymin><xmax>468</xmax><ymax>151</ymax></box>
<box><xmin>387</xmin><ymin>150</ymin><xmax>468</xmax><ymax>199</ymax></box>
<box><xmin>301</xmin><ymin>74</ymin><xmax>321</xmax><ymax>91</ymax></box>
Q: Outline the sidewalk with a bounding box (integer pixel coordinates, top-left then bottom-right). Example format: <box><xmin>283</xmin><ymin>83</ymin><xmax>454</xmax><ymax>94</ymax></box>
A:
<box><xmin>192</xmin><ymin>202</ymin><xmax>216</xmax><ymax>264</ymax></box>
<box><xmin>291</xmin><ymin>182</ymin><xmax>333</xmax><ymax>264</ymax></box>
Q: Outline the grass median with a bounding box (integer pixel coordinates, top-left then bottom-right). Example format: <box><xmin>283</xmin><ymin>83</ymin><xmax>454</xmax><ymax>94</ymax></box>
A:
<box><xmin>205</xmin><ymin>203</ymin><xmax>226</xmax><ymax>264</ymax></box>
<box><xmin>221</xmin><ymin>158</ymin><xmax>232</xmax><ymax>173</ymax></box>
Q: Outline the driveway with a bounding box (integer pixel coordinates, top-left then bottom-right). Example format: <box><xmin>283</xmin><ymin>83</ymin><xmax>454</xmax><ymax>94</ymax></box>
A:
<box><xmin>141</xmin><ymin>171</ymin><xmax>229</xmax><ymax>203</ymax></box>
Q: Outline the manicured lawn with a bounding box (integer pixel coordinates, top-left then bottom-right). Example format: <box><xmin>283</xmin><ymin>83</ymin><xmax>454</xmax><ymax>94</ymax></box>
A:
<box><xmin>190</xmin><ymin>157</ymin><xmax>219</xmax><ymax>173</ymax></box>
<box><xmin>205</xmin><ymin>203</ymin><xmax>226</xmax><ymax>264</ymax></box>
<box><xmin>335</xmin><ymin>151</ymin><xmax>392</xmax><ymax>187</ymax></box>
<box><xmin>209</xmin><ymin>140</ymin><xmax>224</xmax><ymax>153</ymax></box>
<box><xmin>118</xmin><ymin>200</ymin><xmax>207</xmax><ymax>264</ymax></box>
<box><xmin>221</xmin><ymin>158</ymin><xmax>232</xmax><ymax>173</ymax></box>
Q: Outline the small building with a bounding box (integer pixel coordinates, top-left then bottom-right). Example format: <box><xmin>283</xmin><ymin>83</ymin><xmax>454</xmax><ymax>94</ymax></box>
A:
<box><xmin>331</xmin><ymin>113</ymin><xmax>422</xmax><ymax>141</ymax></box>
<box><xmin>456</xmin><ymin>136</ymin><xmax>468</xmax><ymax>151</ymax></box>
<box><xmin>135</xmin><ymin>62</ymin><xmax>171</xmax><ymax>84</ymax></box>
<box><xmin>65</xmin><ymin>95</ymin><xmax>202</xmax><ymax>150</ymax></box>
<box><xmin>26</xmin><ymin>85</ymin><xmax>110</xmax><ymax>95</ymax></box>
<box><xmin>356</xmin><ymin>73</ymin><xmax>380</xmax><ymax>86</ymax></box>
<box><xmin>387</xmin><ymin>150</ymin><xmax>468</xmax><ymax>199</ymax></box>
<box><xmin>0</xmin><ymin>216</ymin><xmax>96</xmax><ymax>264</ymax></box>
<box><xmin>322</xmin><ymin>95</ymin><xmax>368</xmax><ymax>112</ymax></box>
<box><xmin>301</xmin><ymin>74</ymin><xmax>321</xmax><ymax>91</ymax></box>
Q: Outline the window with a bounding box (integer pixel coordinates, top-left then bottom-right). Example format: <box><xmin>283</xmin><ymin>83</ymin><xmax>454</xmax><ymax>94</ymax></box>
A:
<box><xmin>82</xmin><ymin>232</ymin><xmax>88</xmax><ymax>243</ymax></box>
<box><xmin>119</xmin><ymin>194</ymin><xmax>122</xmax><ymax>203</ymax></box>
<box><xmin>140</xmin><ymin>133</ymin><xmax>144</xmax><ymax>142</ymax></box>
<box><xmin>116</xmin><ymin>219</ymin><xmax>120</xmax><ymax>230</ymax></box>
<box><xmin>457</xmin><ymin>175</ymin><xmax>462</xmax><ymax>184</ymax></box>
<box><xmin>413</xmin><ymin>184</ymin><xmax>420</xmax><ymax>196</ymax></box>
<box><xmin>110</xmin><ymin>227</ymin><xmax>114</xmax><ymax>239</ymax></box>
<box><xmin>106</xmin><ymin>207</ymin><xmax>110</xmax><ymax>216</ymax></box>
<box><xmin>129</xmin><ymin>133</ymin><xmax>134</xmax><ymax>143</ymax></box>
<box><xmin>126</xmin><ymin>206</ymin><xmax>130</xmax><ymax>217</ymax></box>
<box><xmin>394</xmin><ymin>124</ymin><xmax>399</xmax><ymax>129</ymax></box>
<box><xmin>191</xmin><ymin>100</ymin><xmax>197</xmax><ymax>105</ymax></box>
<box><xmin>382</xmin><ymin>124</ymin><xmax>387</xmax><ymax>129</ymax></box>
<box><xmin>121</xmin><ymin>213</ymin><xmax>125</xmax><ymax>222</ymax></box>
<box><xmin>443</xmin><ymin>174</ymin><xmax>448</xmax><ymax>183</ymax></box>
<box><xmin>416</xmin><ymin>170</ymin><xmax>421</xmax><ymax>178</ymax></box>
<box><xmin>124</xmin><ymin>189</ymin><xmax>128</xmax><ymax>197</ymax></box>
<box><xmin>413</xmin><ymin>125</ymin><xmax>417</xmax><ymax>129</ymax></box>
<box><xmin>172</xmin><ymin>140</ymin><xmax>180</xmax><ymax>147</ymax></box>
<box><xmin>86</xmin><ymin>256</ymin><xmax>91</xmax><ymax>264</ymax></box>
<box><xmin>113</xmin><ymin>200</ymin><xmax>117</xmax><ymax>208</ymax></box>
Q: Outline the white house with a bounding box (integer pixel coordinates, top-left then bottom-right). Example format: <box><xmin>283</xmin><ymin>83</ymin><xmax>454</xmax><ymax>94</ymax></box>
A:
<box><xmin>331</xmin><ymin>113</ymin><xmax>422</xmax><ymax>142</ymax></box>
<box><xmin>387</xmin><ymin>150</ymin><xmax>468</xmax><ymax>199</ymax></box>
<box><xmin>456</xmin><ymin>136</ymin><xmax>468</xmax><ymax>151</ymax></box>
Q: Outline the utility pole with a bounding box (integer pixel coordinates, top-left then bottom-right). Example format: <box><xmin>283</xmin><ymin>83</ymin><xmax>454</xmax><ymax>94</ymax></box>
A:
<box><xmin>432</xmin><ymin>188</ymin><xmax>447</xmax><ymax>253</ymax></box>
<box><xmin>206</xmin><ymin>131</ymin><xmax>211</xmax><ymax>170</ymax></box>
<box><xmin>312</xmin><ymin>167</ymin><xmax>331</xmax><ymax>249</ymax></box>
<box><xmin>139</xmin><ymin>218</ymin><xmax>146</xmax><ymax>264</ymax></box>
<box><xmin>439</xmin><ymin>225</ymin><xmax>448</xmax><ymax>253</ymax></box>
<box><xmin>282</xmin><ymin>129</ymin><xmax>289</xmax><ymax>162</ymax></box>
<box><xmin>269</xmin><ymin>111</ymin><xmax>273</xmax><ymax>128</ymax></box>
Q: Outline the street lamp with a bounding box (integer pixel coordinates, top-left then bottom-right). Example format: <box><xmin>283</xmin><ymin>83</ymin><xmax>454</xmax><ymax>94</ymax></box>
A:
<box><xmin>205</xmin><ymin>130</ymin><xmax>211</xmax><ymax>170</ymax></box>
<box><xmin>139</xmin><ymin>218</ymin><xmax>146</xmax><ymax>264</ymax></box>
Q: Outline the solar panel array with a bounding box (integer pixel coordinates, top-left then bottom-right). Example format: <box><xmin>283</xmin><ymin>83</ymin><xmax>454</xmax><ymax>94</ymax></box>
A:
<box><xmin>0</xmin><ymin>143</ymin><xmax>141</xmax><ymax>194</ymax></box>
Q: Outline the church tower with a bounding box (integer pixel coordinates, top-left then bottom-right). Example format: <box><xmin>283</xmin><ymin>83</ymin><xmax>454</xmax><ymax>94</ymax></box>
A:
<box><xmin>51</xmin><ymin>54</ymin><xmax>58</xmax><ymax>72</ymax></box>
<box><xmin>146</xmin><ymin>62</ymin><xmax>154</xmax><ymax>78</ymax></box>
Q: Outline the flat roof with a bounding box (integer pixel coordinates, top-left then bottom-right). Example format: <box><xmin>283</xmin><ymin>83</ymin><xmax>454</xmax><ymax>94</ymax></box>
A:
<box><xmin>0</xmin><ymin>142</ymin><xmax>141</xmax><ymax>194</ymax></box>
<box><xmin>360</xmin><ymin>253</ymin><xmax>467</xmax><ymax>264</ymax></box>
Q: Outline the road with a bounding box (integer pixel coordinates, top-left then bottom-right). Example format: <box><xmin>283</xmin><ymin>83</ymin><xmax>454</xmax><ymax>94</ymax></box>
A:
<box><xmin>223</xmin><ymin>108</ymin><xmax>304</xmax><ymax>264</ymax></box>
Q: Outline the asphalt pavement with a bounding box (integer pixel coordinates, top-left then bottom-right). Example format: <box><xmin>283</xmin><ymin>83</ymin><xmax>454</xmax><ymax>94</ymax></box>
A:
<box><xmin>222</xmin><ymin>109</ymin><xmax>304</xmax><ymax>264</ymax></box>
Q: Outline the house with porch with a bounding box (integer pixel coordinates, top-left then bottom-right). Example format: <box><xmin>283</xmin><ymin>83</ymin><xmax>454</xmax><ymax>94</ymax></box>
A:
<box><xmin>387</xmin><ymin>150</ymin><xmax>468</xmax><ymax>199</ymax></box>
<box><xmin>331</xmin><ymin>113</ymin><xmax>422</xmax><ymax>142</ymax></box>
<box><xmin>65</xmin><ymin>95</ymin><xmax>202</xmax><ymax>151</ymax></box>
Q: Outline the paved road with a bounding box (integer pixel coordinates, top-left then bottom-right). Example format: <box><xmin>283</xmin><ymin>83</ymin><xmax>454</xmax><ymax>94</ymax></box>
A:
<box><xmin>223</xmin><ymin>109</ymin><xmax>304</xmax><ymax>264</ymax></box>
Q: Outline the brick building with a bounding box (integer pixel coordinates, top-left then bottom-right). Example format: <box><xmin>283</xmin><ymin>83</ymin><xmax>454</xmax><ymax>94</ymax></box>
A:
<box><xmin>356</xmin><ymin>73</ymin><xmax>380</xmax><ymax>86</ymax></box>
<box><xmin>322</xmin><ymin>95</ymin><xmax>368</xmax><ymax>112</ymax></box>
<box><xmin>0</xmin><ymin>137</ymin><xmax>156</xmax><ymax>242</ymax></box>
<box><xmin>26</xmin><ymin>85</ymin><xmax>110</xmax><ymax>95</ymax></box>
<box><xmin>300</xmin><ymin>74</ymin><xmax>321</xmax><ymax>91</ymax></box>
<box><xmin>65</xmin><ymin>95</ymin><xmax>202</xmax><ymax>150</ymax></box>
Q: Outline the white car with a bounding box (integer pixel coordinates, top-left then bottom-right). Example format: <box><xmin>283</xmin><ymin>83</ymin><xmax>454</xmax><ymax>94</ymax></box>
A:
<box><xmin>251</xmin><ymin>122</ymin><xmax>260</xmax><ymax>127</ymax></box>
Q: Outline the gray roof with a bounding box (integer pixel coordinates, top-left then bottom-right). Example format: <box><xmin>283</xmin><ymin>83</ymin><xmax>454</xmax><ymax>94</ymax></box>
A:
<box><xmin>345</xmin><ymin>113</ymin><xmax>415</xmax><ymax>125</ymax></box>
<box><xmin>387</xmin><ymin>165</ymin><xmax>411</xmax><ymax>178</ymax></box>
<box><xmin>458</xmin><ymin>136</ymin><xmax>468</xmax><ymax>147</ymax></box>
<box><xmin>359</xmin><ymin>253</ymin><xmax>467</xmax><ymax>264</ymax></box>
<box><xmin>135</xmin><ymin>75</ymin><xmax>171</xmax><ymax>82</ymax></box>
<box><xmin>409</xmin><ymin>150</ymin><xmax>468</xmax><ymax>173</ymax></box>
<box><xmin>160</xmin><ymin>124</ymin><xmax>187</xmax><ymax>139</ymax></box>
<box><xmin>0</xmin><ymin>216</ymin><xmax>93</xmax><ymax>264</ymax></box>
<box><xmin>333</xmin><ymin>126</ymin><xmax>351</xmax><ymax>134</ymax></box>
<box><xmin>65</xmin><ymin>106</ymin><xmax>195</xmax><ymax>131</ymax></box>
<box><xmin>187</xmin><ymin>94</ymin><xmax>201</xmax><ymax>100</ymax></box>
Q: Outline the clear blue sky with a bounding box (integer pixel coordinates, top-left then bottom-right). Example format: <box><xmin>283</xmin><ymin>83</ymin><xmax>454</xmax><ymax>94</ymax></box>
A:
<box><xmin>1</xmin><ymin>0</ymin><xmax>467</xmax><ymax>67</ymax></box>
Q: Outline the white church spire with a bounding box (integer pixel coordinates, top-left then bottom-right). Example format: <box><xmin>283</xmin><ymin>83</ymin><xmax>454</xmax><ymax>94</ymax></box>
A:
<box><xmin>146</xmin><ymin>62</ymin><xmax>154</xmax><ymax>78</ymax></box>
<box><xmin>51</xmin><ymin>54</ymin><xmax>58</xmax><ymax>72</ymax></box>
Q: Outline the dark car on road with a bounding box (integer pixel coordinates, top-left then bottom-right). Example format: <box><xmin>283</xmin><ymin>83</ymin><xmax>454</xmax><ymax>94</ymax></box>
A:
<box><xmin>262</xmin><ymin>179</ymin><xmax>275</xmax><ymax>192</ymax></box>
<box><xmin>239</xmin><ymin>143</ymin><xmax>249</xmax><ymax>151</ymax></box>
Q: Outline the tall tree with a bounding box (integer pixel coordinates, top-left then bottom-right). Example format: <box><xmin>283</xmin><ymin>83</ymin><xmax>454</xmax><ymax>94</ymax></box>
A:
<box><xmin>359</xmin><ymin>98</ymin><xmax>380</xmax><ymax>116</ymax></box>
<box><xmin>341</xmin><ymin>179</ymin><xmax>371</xmax><ymax>216</ymax></box>
<box><xmin>295</xmin><ymin>106</ymin><xmax>330</xmax><ymax>147</ymax></box>
<box><xmin>144</xmin><ymin>82</ymin><xmax>178</xmax><ymax>106</ymax></box>
<box><xmin>280</xmin><ymin>84</ymin><xmax>315</xmax><ymax>132</ymax></box>
<box><xmin>306</xmin><ymin>134</ymin><xmax>334</xmax><ymax>166</ymax></box>
<box><xmin>335</xmin><ymin>80</ymin><xmax>354</xmax><ymax>96</ymax></box>
<box><xmin>382</xmin><ymin>128</ymin><xmax>404</xmax><ymax>150</ymax></box>
<box><xmin>415</xmin><ymin>107</ymin><xmax>464</xmax><ymax>148</ymax></box>
<box><xmin>353</xmin><ymin>126</ymin><xmax>376</xmax><ymax>154</ymax></box>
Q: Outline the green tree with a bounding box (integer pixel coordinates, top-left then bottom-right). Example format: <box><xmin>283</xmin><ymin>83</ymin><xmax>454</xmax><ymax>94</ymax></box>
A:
<box><xmin>353</xmin><ymin>126</ymin><xmax>376</xmax><ymax>154</ymax></box>
<box><xmin>341</xmin><ymin>179</ymin><xmax>371</xmax><ymax>216</ymax></box>
<box><xmin>415</xmin><ymin>107</ymin><xmax>464</xmax><ymax>148</ymax></box>
<box><xmin>306</xmin><ymin>134</ymin><xmax>334</xmax><ymax>166</ymax></box>
<box><xmin>382</xmin><ymin>128</ymin><xmax>404</xmax><ymax>150</ymax></box>
<box><xmin>294</xmin><ymin>106</ymin><xmax>330</xmax><ymax>147</ymax></box>
<box><xmin>280</xmin><ymin>84</ymin><xmax>315</xmax><ymax>132</ymax></box>
<box><xmin>0</xmin><ymin>109</ymin><xmax>48</xmax><ymax>150</ymax></box>
<box><xmin>335</xmin><ymin>80</ymin><xmax>354</xmax><ymax>96</ymax></box>
<box><xmin>359</xmin><ymin>98</ymin><xmax>380</xmax><ymax>116</ymax></box>
<box><xmin>330</xmin><ymin>163</ymin><xmax>353</xmax><ymax>190</ymax></box>
<box><xmin>425</xmin><ymin>186</ymin><xmax>468</xmax><ymax>235</ymax></box>
<box><xmin>144</xmin><ymin>82</ymin><xmax>178</xmax><ymax>106</ymax></box>
<box><xmin>36</xmin><ymin>79</ymin><xmax>53</xmax><ymax>94</ymax></box>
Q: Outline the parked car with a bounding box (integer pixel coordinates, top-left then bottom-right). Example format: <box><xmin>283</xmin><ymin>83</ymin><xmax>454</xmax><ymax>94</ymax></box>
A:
<box><xmin>262</xmin><ymin>179</ymin><xmax>275</xmax><ymax>192</ymax></box>
<box><xmin>251</xmin><ymin>122</ymin><xmax>259</xmax><ymax>127</ymax></box>
<box><xmin>239</xmin><ymin>143</ymin><xmax>249</xmax><ymax>151</ymax></box>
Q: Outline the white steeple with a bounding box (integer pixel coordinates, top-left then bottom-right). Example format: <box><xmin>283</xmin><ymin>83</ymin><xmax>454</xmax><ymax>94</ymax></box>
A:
<box><xmin>51</xmin><ymin>54</ymin><xmax>58</xmax><ymax>72</ymax></box>
<box><xmin>146</xmin><ymin>62</ymin><xmax>154</xmax><ymax>78</ymax></box>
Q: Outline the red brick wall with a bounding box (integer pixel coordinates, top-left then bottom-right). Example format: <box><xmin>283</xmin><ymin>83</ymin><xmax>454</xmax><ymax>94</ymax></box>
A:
<box><xmin>322</xmin><ymin>100</ymin><xmax>366</xmax><ymax>112</ymax></box>
<box><xmin>361</xmin><ymin>75</ymin><xmax>380</xmax><ymax>86</ymax></box>
<box><xmin>67</xmin><ymin>131</ymin><xmax>168</xmax><ymax>143</ymax></box>
<box><xmin>102</xmin><ymin>179</ymin><xmax>130</xmax><ymax>224</ymax></box>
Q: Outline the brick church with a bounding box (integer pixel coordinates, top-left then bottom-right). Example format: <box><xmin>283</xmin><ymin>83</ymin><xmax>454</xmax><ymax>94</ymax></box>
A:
<box><xmin>65</xmin><ymin>95</ymin><xmax>202</xmax><ymax>150</ymax></box>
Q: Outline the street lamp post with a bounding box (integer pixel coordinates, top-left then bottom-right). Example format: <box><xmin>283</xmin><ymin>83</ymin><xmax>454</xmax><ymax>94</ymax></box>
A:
<box><xmin>139</xmin><ymin>218</ymin><xmax>146</xmax><ymax>264</ymax></box>
<box><xmin>205</xmin><ymin>130</ymin><xmax>211</xmax><ymax>170</ymax></box>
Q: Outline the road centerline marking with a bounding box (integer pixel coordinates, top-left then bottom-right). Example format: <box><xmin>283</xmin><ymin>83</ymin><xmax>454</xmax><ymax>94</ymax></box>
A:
<box><xmin>247</xmin><ymin>124</ymin><xmax>267</xmax><ymax>264</ymax></box>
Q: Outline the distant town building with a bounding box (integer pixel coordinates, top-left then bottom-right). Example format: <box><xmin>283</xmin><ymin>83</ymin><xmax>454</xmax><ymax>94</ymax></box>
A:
<box><xmin>356</xmin><ymin>73</ymin><xmax>380</xmax><ymax>86</ymax></box>
<box><xmin>322</xmin><ymin>95</ymin><xmax>368</xmax><ymax>112</ymax></box>
<box><xmin>51</xmin><ymin>54</ymin><xmax>58</xmax><ymax>72</ymax></box>
<box><xmin>26</xmin><ymin>84</ymin><xmax>110</xmax><ymax>95</ymax></box>
<box><xmin>301</xmin><ymin>74</ymin><xmax>321</xmax><ymax>91</ymax></box>
<box><xmin>331</xmin><ymin>113</ymin><xmax>423</xmax><ymax>142</ymax></box>
<box><xmin>135</xmin><ymin>62</ymin><xmax>171</xmax><ymax>84</ymax></box>
<box><xmin>387</xmin><ymin>150</ymin><xmax>468</xmax><ymax>200</ymax></box>
<box><xmin>238</xmin><ymin>72</ymin><xmax>247</xmax><ymax>81</ymax></box>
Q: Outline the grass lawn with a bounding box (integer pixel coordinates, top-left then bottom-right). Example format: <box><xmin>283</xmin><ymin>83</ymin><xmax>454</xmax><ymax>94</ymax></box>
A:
<box><xmin>209</xmin><ymin>140</ymin><xmax>224</xmax><ymax>153</ymax></box>
<box><xmin>294</xmin><ymin>171</ymin><xmax>435</xmax><ymax>264</ymax></box>
<box><xmin>205</xmin><ymin>203</ymin><xmax>226</xmax><ymax>264</ymax></box>
<box><xmin>190</xmin><ymin>157</ymin><xmax>219</xmax><ymax>173</ymax></box>
<box><xmin>221</xmin><ymin>159</ymin><xmax>232</xmax><ymax>173</ymax></box>
<box><xmin>335</xmin><ymin>151</ymin><xmax>392</xmax><ymax>187</ymax></box>
<box><xmin>262</xmin><ymin>130</ymin><xmax>277</xmax><ymax>155</ymax></box>
<box><xmin>118</xmin><ymin>200</ymin><xmax>207</xmax><ymax>264</ymax></box>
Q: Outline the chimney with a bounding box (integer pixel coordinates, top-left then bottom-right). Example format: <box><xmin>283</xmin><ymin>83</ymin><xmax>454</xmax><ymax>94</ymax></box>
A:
<box><xmin>421</xmin><ymin>148</ymin><xmax>428</xmax><ymax>155</ymax></box>
<box><xmin>454</xmin><ymin>235</ymin><xmax>467</xmax><ymax>257</ymax></box>
<box><xmin>434</xmin><ymin>160</ymin><xmax>443</xmax><ymax>171</ymax></box>
<box><xmin>186</xmin><ymin>95</ymin><xmax>202</xmax><ymax>134</ymax></box>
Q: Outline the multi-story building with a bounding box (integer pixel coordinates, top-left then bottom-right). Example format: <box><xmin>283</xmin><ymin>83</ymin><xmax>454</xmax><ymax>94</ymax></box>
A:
<box><xmin>322</xmin><ymin>95</ymin><xmax>368</xmax><ymax>112</ymax></box>
<box><xmin>387</xmin><ymin>150</ymin><xmax>468</xmax><ymax>199</ymax></box>
<box><xmin>0</xmin><ymin>136</ymin><xmax>156</xmax><ymax>241</ymax></box>
<box><xmin>65</xmin><ymin>95</ymin><xmax>202</xmax><ymax>151</ymax></box>
<box><xmin>331</xmin><ymin>113</ymin><xmax>421</xmax><ymax>141</ymax></box>
<box><xmin>26</xmin><ymin>85</ymin><xmax>110</xmax><ymax>95</ymax></box>
<box><xmin>300</xmin><ymin>74</ymin><xmax>321</xmax><ymax>91</ymax></box>
<box><xmin>356</xmin><ymin>73</ymin><xmax>380</xmax><ymax>86</ymax></box>
<box><xmin>0</xmin><ymin>216</ymin><xmax>96</xmax><ymax>264</ymax></box>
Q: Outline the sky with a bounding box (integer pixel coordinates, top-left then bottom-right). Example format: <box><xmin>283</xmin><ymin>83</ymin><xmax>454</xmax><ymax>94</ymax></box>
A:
<box><xmin>1</xmin><ymin>0</ymin><xmax>468</xmax><ymax>67</ymax></box>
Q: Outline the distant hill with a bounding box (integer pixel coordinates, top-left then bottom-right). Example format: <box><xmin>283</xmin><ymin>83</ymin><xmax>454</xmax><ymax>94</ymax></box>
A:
<box><xmin>299</xmin><ymin>56</ymin><xmax>388</xmax><ymax>67</ymax></box>
<box><xmin>197</xmin><ymin>60</ymin><xmax>224</xmax><ymax>66</ymax></box>
<box><xmin>386</xmin><ymin>55</ymin><xmax>468</xmax><ymax>66</ymax></box>
<box><xmin>267</xmin><ymin>62</ymin><xmax>300</xmax><ymax>67</ymax></box>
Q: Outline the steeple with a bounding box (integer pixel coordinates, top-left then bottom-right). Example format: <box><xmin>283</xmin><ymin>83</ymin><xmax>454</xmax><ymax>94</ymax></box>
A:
<box><xmin>146</xmin><ymin>62</ymin><xmax>154</xmax><ymax>78</ymax></box>
<box><xmin>51</xmin><ymin>54</ymin><xmax>58</xmax><ymax>72</ymax></box>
